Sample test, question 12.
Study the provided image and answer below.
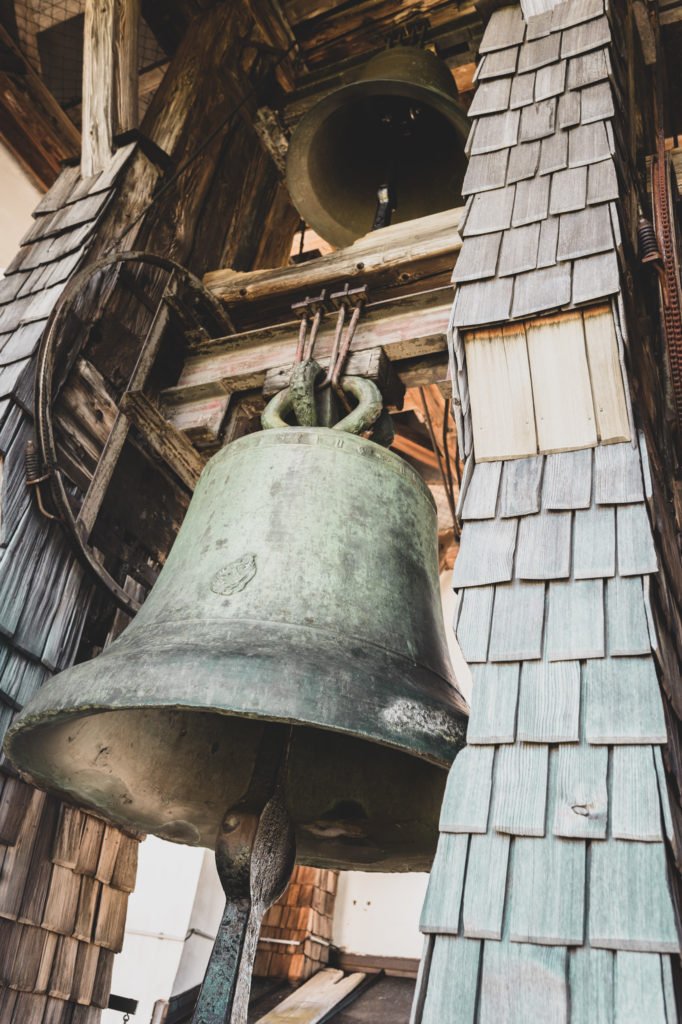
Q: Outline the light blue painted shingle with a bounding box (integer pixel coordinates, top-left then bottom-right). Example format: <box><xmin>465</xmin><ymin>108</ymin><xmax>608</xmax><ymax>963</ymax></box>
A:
<box><xmin>489</xmin><ymin>581</ymin><xmax>546</xmax><ymax>662</ymax></box>
<box><xmin>456</xmin><ymin>585</ymin><xmax>494</xmax><ymax>662</ymax></box>
<box><xmin>500</xmin><ymin>455</ymin><xmax>544</xmax><ymax>516</ymax></box>
<box><xmin>573</xmin><ymin>504</ymin><xmax>616</xmax><ymax>579</ymax></box>
<box><xmin>515</xmin><ymin>510</ymin><xmax>572</xmax><ymax>580</ymax></box>
<box><xmin>614</xmin><ymin>952</ymin><xmax>668</xmax><ymax>1024</ymax></box>
<box><xmin>462</xmin><ymin>830</ymin><xmax>510</xmax><ymax>939</ymax></box>
<box><xmin>546</xmin><ymin>579</ymin><xmax>605</xmax><ymax>661</ymax></box>
<box><xmin>553</xmin><ymin>742</ymin><xmax>608</xmax><ymax>839</ymax></box>
<box><xmin>542</xmin><ymin>449</ymin><xmax>592</xmax><ymax>509</ymax></box>
<box><xmin>607</xmin><ymin>576</ymin><xmax>651</xmax><ymax>656</ymax></box>
<box><xmin>508</xmin><ymin>832</ymin><xmax>586</xmax><ymax>945</ymax></box>
<box><xmin>589</xmin><ymin>840</ymin><xmax>678</xmax><ymax>952</ymax></box>
<box><xmin>453</xmin><ymin>518</ymin><xmax>518</xmax><ymax>588</ymax></box>
<box><xmin>420</xmin><ymin>833</ymin><xmax>469</xmax><ymax>933</ymax></box>
<box><xmin>491</xmin><ymin>742</ymin><xmax>549</xmax><ymax>836</ymax></box>
<box><xmin>616</xmin><ymin>504</ymin><xmax>658</xmax><ymax>576</ymax></box>
<box><xmin>569</xmin><ymin>947</ymin><xmax>614</xmax><ymax>1024</ymax></box>
<box><xmin>440</xmin><ymin>746</ymin><xmax>495</xmax><ymax>833</ymax></box>
<box><xmin>467</xmin><ymin>663</ymin><xmax>519</xmax><ymax>745</ymax></box>
<box><xmin>421</xmin><ymin>936</ymin><xmax>480</xmax><ymax>1024</ymax></box>
<box><xmin>584</xmin><ymin>655</ymin><xmax>666</xmax><ymax>744</ymax></box>
<box><xmin>594</xmin><ymin>443</ymin><xmax>643</xmax><ymax>504</ymax></box>
<box><xmin>479</xmin><ymin>941</ymin><xmax>568</xmax><ymax>1024</ymax></box>
<box><xmin>517</xmin><ymin>660</ymin><xmax>580</xmax><ymax>742</ymax></box>
<box><xmin>461</xmin><ymin>461</ymin><xmax>502</xmax><ymax>520</ymax></box>
<box><xmin>611</xmin><ymin>746</ymin><xmax>663</xmax><ymax>842</ymax></box>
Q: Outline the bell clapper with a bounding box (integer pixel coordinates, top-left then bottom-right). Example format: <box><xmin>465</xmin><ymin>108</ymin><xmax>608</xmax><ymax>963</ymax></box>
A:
<box><xmin>192</xmin><ymin>726</ymin><xmax>296</xmax><ymax>1024</ymax></box>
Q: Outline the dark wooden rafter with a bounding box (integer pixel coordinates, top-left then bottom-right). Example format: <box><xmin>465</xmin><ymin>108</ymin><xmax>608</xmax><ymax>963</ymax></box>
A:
<box><xmin>0</xmin><ymin>21</ymin><xmax>80</xmax><ymax>190</ymax></box>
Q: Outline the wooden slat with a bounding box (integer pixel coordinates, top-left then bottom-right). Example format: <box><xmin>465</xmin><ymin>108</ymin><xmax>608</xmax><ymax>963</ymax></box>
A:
<box><xmin>257</xmin><ymin>968</ymin><xmax>367</xmax><ymax>1023</ymax></box>
<box><xmin>515</xmin><ymin>510</ymin><xmax>571</xmax><ymax>580</ymax></box>
<box><xmin>478</xmin><ymin>942</ymin><xmax>568</xmax><ymax>1023</ymax></box>
<box><xmin>526</xmin><ymin>314</ymin><xmax>598</xmax><ymax>453</ymax></box>
<box><xmin>614</xmin><ymin>952</ymin><xmax>668</xmax><ymax>1024</ymax></box>
<box><xmin>74</xmin><ymin>817</ymin><xmax>105</xmax><ymax>877</ymax></box>
<box><xmin>41</xmin><ymin>865</ymin><xmax>81</xmax><ymax>936</ymax></box>
<box><xmin>111</xmin><ymin>837</ymin><xmax>139</xmax><ymax>893</ymax></box>
<box><xmin>583</xmin><ymin>307</ymin><xmax>631</xmax><ymax>443</ymax></box>
<box><xmin>460</xmin><ymin>461</ymin><xmax>502</xmax><ymax>520</ymax></box>
<box><xmin>589</xmin><ymin>841</ymin><xmax>678</xmax><ymax>951</ymax></box>
<box><xmin>607</xmin><ymin>576</ymin><xmax>651</xmax><ymax>656</ymax></box>
<box><xmin>420</xmin><ymin>834</ymin><xmax>469</xmax><ymax>934</ymax></box>
<box><xmin>452</xmin><ymin>519</ymin><xmax>517</xmax><ymax>588</ymax></box>
<box><xmin>455</xmin><ymin>586</ymin><xmax>494</xmax><ymax>663</ymax></box>
<box><xmin>517</xmin><ymin>661</ymin><xmax>581</xmax><ymax>742</ymax></box>
<box><xmin>569</xmin><ymin>947</ymin><xmax>614</xmax><ymax>1024</ymax></box>
<box><xmin>508</xmin><ymin>833</ymin><xmax>586</xmax><ymax>944</ymax></box>
<box><xmin>489</xmin><ymin>581</ymin><xmax>545</xmax><ymax>662</ymax></box>
<box><xmin>439</xmin><ymin>747</ymin><xmax>495</xmax><ymax>834</ymax></box>
<box><xmin>48</xmin><ymin>935</ymin><xmax>78</xmax><ymax>999</ymax></box>
<box><xmin>594</xmin><ymin>443</ymin><xmax>644</xmax><ymax>504</ymax></box>
<box><xmin>616</xmin><ymin>504</ymin><xmax>658</xmax><ymax>576</ymax></box>
<box><xmin>546</xmin><ymin>579</ymin><xmax>605</xmax><ymax>661</ymax></box>
<box><xmin>119</xmin><ymin>391</ymin><xmax>205</xmax><ymax>491</ymax></box>
<box><xmin>18</xmin><ymin>798</ymin><xmax>61</xmax><ymax>928</ymax></box>
<box><xmin>584</xmin><ymin>656</ymin><xmax>667</xmax><ymax>745</ymax></box>
<box><xmin>461</xmin><ymin>831</ymin><xmax>510</xmax><ymax>940</ymax></box>
<box><xmin>0</xmin><ymin>791</ymin><xmax>46</xmax><ymax>921</ymax></box>
<box><xmin>73</xmin><ymin>942</ymin><xmax>100</xmax><ymax>1005</ymax></box>
<box><xmin>52</xmin><ymin>807</ymin><xmax>84</xmax><ymax>870</ymax></box>
<box><xmin>611</xmin><ymin>746</ymin><xmax>663</xmax><ymax>842</ymax></box>
<box><xmin>73</xmin><ymin>878</ymin><xmax>101</xmax><ymax>944</ymax></box>
<box><xmin>421</xmin><ymin>936</ymin><xmax>480</xmax><ymax>1024</ymax></box>
<box><xmin>491</xmin><ymin>743</ymin><xmax>549</xmax><ymax>837</ymax></box>
<box><xmin>93</xmin><ymin>887</ymin><xmax>128</xmax><ymax>952</ymax></box>
<box><xmin>95</xmin><ymin>827</ymin><xmax>123</xmax><ymax>885</ymax></box>
<box><xmin>467</xmin><ymin>663</ymin><xmax>519</xmax><ymax>745</ymax></box>
<box><xmin>553</xmin><ymin>743</ymin><xmax>608</xmax><ymax>839</ymax></box>
<box><xmin>500</xmin><ymin>455</ymin><xmax>544</xmax><ymax>517</ymax></box>
<box><xmin>0</xmin><ymin>777</ymin><xmax>33</xmax><ymax>846</ymax></box>
<box><xmin>465</xmin><ymin>325</ymin><xmax>538</xmax><ymax>461</ymax></box>
<box><xmin>573</xmin><ymin>504</ymin><xmax>616</xmax><ymax>579</ymax></box>
<box><xmin>653</xmin><ymin>747</ymin><xmax>675</xmax><ymax>849</ymax></box>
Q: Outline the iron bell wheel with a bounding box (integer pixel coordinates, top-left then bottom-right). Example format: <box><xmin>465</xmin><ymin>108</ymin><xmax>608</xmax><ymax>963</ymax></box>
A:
<box><xmin>286</xmin><ymin>46</ymin><xmax>470</xmax><ymax>248</ymax></box>
<box><xmin>6</xmin><ymin>429</ymin><xmax>468</xmax><ymax>871</ymax></box>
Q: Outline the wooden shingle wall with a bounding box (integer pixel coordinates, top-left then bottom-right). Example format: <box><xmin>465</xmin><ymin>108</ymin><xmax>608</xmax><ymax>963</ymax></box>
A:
<box><xmin>0</xmin><ymin>147</ymin><xmax>142</xmax><ymax>1022</ymax></box>
<box><xmin>413</xmin><ymin>2</ymin><xmax>681</xmax><ymax>1021</ymax></box>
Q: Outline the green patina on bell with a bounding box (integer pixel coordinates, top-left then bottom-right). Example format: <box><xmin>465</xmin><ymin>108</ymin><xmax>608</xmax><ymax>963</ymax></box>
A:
<box><xmin>6</xmin><ymin>428</ymin><xmax>468</xmax><ymax>870</ymax></box>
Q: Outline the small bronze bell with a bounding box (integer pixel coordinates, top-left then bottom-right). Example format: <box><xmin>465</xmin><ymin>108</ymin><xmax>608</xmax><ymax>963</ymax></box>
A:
<box><xmin>286</xmin><ymin>46</ymin><xmax>469</xmax><ymax>247</ymax></box>
<box><xmin>7</xmin><ymin>427</ymin><xmax>467</xmax><ymax>872</ymax></box>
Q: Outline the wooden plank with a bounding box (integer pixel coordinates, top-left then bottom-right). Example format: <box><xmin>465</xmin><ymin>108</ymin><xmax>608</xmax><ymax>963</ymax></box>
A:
<box><xmin>594</xmin><ymin>442</ymin><xmax>644</xmax><ymax>504</ymax></box>
<box><xmin>41</xmin><ymin>865</ymin><xmax>81</xmax><ymax>935</ymax></box>
<box><xmin>465</xmin><ymin>325</ymin><xmax>537</xmax><ymax>461</ymax></box>
<box><xmin>553</xmin><ymin>743</ymin><xmax>608</xmax><ymax>839</ymax></box>
<box><xmin>467</xmin><ymin>663</ymin><xmax>519</xmax><ymax>745</ymax></box>
<box><xmin>583</xmin><ymin>308</ymin><xmax>630</xmax><ymax>443</ymax></box>
<box><xmin>590</xmin><ymin>841</ymin><xmax>678</xmax><ymax>951</ymax></box>
<box><xmin>573</xmin><ymin>504</ymin><xmax>616</xmax><ymax>579</ymax></box>
<box><xmin>421</xmin><ymin>936</ymin><xmax>480</xmax><ymax>1024</ymax></box>
<box><xmin>607</xmin><ymin>576</ymin><xmax>651</xmax><ymax>656</ymax></box>
<box><xmin>93</xmin><ymin>886</ymin><xmax>128</xmax><ymax>952</ymax></box>
<box><xmin>526</xmin><ymin>314</ymin><xmax>598</xmax><ymax>453</ymax></box>
<box><xmin>73</xmin><ymin>877</ymin><xmax>101</xmax><ymax>943</ymax></box>
<box><xmin>111</xmin><ymin>837</ymin><xmax>139</xmax><ymax>893</ymax></box>
<box><xmin>491</xmin><ymin>743</ymin><xmax>549</xmax><ymax>836</ymax></box>
<box><xmin>460</xmin><ymin>461</ymin><xmax>502</xmax><ymax>520</ymax></box>
<box><xmin>0</xmin><ymin>791</ymin><xmax>46</xmax><ymax>921</ymax></box>
<box><xmin>452</xmin><ymin>519</ymin><xmax>517</xmax><ymax>588</ymax></box>
<box><xmin>18</xmin><ymin>798</ymin><xmax>61</xmax><ymax>928</ymax></box>
<box><xmin>614</xmin><ymin>952</ymin><xmax>668</xmax><ymax>1024</ymax></box>
<box><xmin>119</xmin><ymin>391</ymin><xmax>205</xmax><ymax>491</ymax></box>
<box><xmin>95</xmin><ymin>826</ymin><xmax>123</xmax><ymax>885</ymax></box>
<box><xmin>500</xmin><ymin>455</ymin><xmax>544</xmax><ymax>517</ymax></box>
<box><xmin>461</xmin><ymin>831</ymin><xmax>510</xmax><ymax>939</ymax></box>
<box><xmin>48</xmin><ymin>935</ymin><xmax>78</xmax><ymax>999</ymax></box>
<box><xmin>439</xmin><ymin>747</ymin><xmax>495</xmax><ymax>834</ymax></box>
<box><xmin>455</xmin><ymin>586</ymin><xmax>494</xmax><ymax>663</ymax></box>
<box><xmin>653</xmin><ymin>747</ymin><xmax>675</xmax><ymax>849</ymax></box>
<box><xmin>585</xmin><ymin>656</ymin><xmax>666</xmax><ymax>744</ymax></box>
<box><xmin>546</xmin><ymin>579</ymin><xmax>605</xmax><ymax>661</ymax></box>
<box><xmin>515</xmin><ymin>510</ymin><xmax>571</xmax><ymax>580</ymax></box>
<box><xmin>518</xmin><ymin>661</ymin><xmax>581</xmax><ymax>742</ymax></box>
<box><xmin>509</xmin><ymin>833</ymin><xmax>586</xmax><ymax>944</ymax></box>
<box><xmin>205</xmin><ymin>208</ymin><xmax>462</xmax><ymax>305</ymax></box>
<box><xmin>569</xmin><ymin>947</ymin><xmax>614</xmax><ymax>1024</ymax></box>
<box><xmin>479</xmin><ymin>941</ymin><xmax>568</xmax><ymax>1024</ymax></box>
<box><xmin>0</xmin><ymin>777</ymin><xmax>33</xmax><ymax>846</ymax></box>
<box><xmin>489</xmin><ymin>581</ymin><xmax>545</xmax><ymax>662</ymax></box>
<box><xmin>611</xmin><ymin>746</ymin><xmax>663</xmax><ymax>842</ymax></box>
<box><xmin>616</xmin><ymin>504</ymin><xmax>658</xmax><ymax>576</ymax></box>
<box><xmin>257</xmin><ymin>968</ymin><xmax>367</xmax><ymax>1022</ymax></box>
<box><xmin>420</xmin><ymin>834</ymin><xmax>469</xmax><ymax>934</ymax></box>
<box><xmin>52</xmin><ymin>807</ymin><xmax>84</xmax><ymax>870</ymax></box>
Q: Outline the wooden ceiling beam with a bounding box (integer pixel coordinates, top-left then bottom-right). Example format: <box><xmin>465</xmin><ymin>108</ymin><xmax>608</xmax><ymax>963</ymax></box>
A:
<box><xmin>0</xmin><ymin>22</ymin><xmax>80</xmax><ymax>190</ymax></box>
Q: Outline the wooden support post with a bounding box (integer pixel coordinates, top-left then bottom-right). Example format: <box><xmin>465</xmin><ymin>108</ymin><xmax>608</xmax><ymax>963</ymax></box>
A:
<box><xmin>82</xmin><ymin>0</ymin><xmax>140</xmax><ymax>178</ymax></box>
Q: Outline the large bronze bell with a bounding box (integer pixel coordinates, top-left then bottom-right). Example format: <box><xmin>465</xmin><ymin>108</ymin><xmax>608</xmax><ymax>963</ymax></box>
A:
<box><xmin>286</xmin><ymin>46</ymin><xmax>469</xmax><ymax>247</ymax></box>
<box><xmin>7</xmin><ymin>428</ymin><xmax>467</xmax><ymax>871</ymax></box>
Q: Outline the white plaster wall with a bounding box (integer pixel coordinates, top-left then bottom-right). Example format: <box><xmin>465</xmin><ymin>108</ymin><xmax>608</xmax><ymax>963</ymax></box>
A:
<box><xmin>0</xmin><ymin>142</ymin><xmax>41</xmax><ymax>270</ymax></box>
<box><xmin>332</xmin><ymin>872</ymin><xmax>428</xmax><ymax>959</ymax></box>
<box><xmin>102</xmin><ymin>837</ymin><xmax>206</xmax><ymax>1024</ymax></box>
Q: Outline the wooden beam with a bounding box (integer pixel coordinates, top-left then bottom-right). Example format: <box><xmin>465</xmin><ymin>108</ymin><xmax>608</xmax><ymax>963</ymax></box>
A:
<box><xmin>0</xmin><ymin>22</ymin><xmax>80</xmax><ymax>190</ymax></box>
<box><xmin>119</xmin><ymin>390</ymin><xmax>206</xmax><ymax>490</ymax></box>
<box><xmin>82</xmin><ymin>0</ymin><xmax>140</xmax><ymax>177</ymax></box>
